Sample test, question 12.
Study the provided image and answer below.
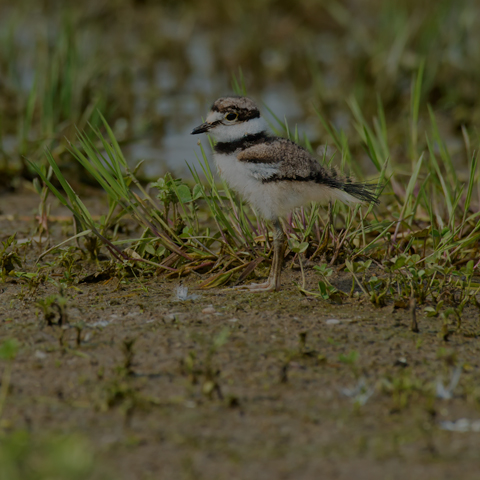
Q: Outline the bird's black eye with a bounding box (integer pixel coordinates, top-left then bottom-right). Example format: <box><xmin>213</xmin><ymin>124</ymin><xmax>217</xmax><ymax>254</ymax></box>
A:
<box><xmin>225</xmin><ymin>112</ymin><xmax>238</xmax><ymax>121</ymax></box>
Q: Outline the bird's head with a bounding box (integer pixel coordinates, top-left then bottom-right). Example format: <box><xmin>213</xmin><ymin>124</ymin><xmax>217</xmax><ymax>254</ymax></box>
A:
<box><xmin>191</xmin><ymin>96</ymin><xmax>267</xmax><ymax>143</ymax></box>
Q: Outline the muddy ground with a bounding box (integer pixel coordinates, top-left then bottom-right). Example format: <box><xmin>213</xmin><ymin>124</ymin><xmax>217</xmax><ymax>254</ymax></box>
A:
<box><xmin>2</xmin><ymin>191</ymin><xmax>480</xmax><ymax>480</ymax></box>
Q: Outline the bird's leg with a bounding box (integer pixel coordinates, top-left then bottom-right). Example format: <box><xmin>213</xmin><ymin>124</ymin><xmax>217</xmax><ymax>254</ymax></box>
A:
<box><xmin>234</xmin><ymin>220</ymin><xmax>285</xmax><ymax>292</ymax></box>
<box><xmin>267</xmin><ymin>220</ymin><xmax>286</xmax><ymax>290</ymax></box>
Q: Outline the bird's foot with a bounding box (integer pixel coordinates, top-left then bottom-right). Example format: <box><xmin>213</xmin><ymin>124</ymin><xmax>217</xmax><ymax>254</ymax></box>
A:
<box><xmin>231</xmin><ymin>278</ymin><xmax>278</xmax><ymax>292</ymax></box>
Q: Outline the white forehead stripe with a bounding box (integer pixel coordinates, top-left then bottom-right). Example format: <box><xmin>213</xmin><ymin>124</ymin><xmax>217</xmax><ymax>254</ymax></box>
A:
<box><xmin>206</xmin><ymin>111</ymin><xmax>224</xmax><ymax>123</ymax></box>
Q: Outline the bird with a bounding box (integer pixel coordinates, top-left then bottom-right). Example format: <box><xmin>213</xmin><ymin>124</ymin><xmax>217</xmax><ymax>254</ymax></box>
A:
<box><xmin>191</xmin><ymin>96</ymin><xmax>379</xmax><ymax>292</ymax></box>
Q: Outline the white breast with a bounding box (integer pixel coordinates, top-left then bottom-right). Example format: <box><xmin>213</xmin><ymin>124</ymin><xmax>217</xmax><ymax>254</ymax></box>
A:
<box><xmin>213</xmin><ymin>153</ymin><xmax>280</xmax><ymax>220</ymax></box>
<box><xmin>213</xmin><ymin>153</ymin><xmax>360</xmax><ymax>221</ymax></box>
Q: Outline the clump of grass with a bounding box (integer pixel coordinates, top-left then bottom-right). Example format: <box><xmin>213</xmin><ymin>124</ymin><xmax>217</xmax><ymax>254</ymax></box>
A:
<box><xmin>297</xmin><ymin>63</ymin><xmax>480</xmax><ymax>316</ymax></box>
<box><xmin>25</xmin><ymin>63</ymin><xmax>480</xmax><ymax>326</ymax></box>
<box><xmin>0</xmin><ymin>13</ymin><xmax>113</xmax><ymax>186</ymax></box>
<box><xmin>29</xmin><ymin>109</ymin><xmax>377</xmax><ymax>290</ymax></box>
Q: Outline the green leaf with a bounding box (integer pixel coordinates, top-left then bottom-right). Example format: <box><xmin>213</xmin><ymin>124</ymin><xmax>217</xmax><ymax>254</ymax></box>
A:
<box><xmin>465</xmin><ymin>260</ymin><xmax>474</xmax><ymax>278</ymax></box>
<box><xmin>144</xmin><ymin>244</ymin><xmax>156</xmax><ymax>256</ymax></box>
<box><xmin>192</xmin><ymin>184</ymin><xmax>204</xmax><ymax>201</ymax></box>
<box><xmin>176</xmin><ymin>184</ymin><xmax>192</xmax><ymax>203</ymax></box>
<box><xmin>213</xmin><ymin>328</ymin><xmax>230</xmax><ymax>350</ymax></box>
<box><xmin>288</xmin><ymin>238</ymin><xmax>309</xmax><ymax>254</ymax></box>
<box><xmin>338</xmin><ymin>350</ymin><xmax>359</xmax><ymax>364</ymax></box>
<box><xmin>0</xmin><ymin>338</ymin><xmax>20</xmax><ymax>361</ymax></box>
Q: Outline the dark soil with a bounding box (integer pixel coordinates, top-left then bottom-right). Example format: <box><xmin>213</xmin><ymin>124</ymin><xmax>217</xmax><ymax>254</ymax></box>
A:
<box><xmin>2</xmin><ymin>191</ymin><xmax>480</xmax><ymax>480</ymax></box>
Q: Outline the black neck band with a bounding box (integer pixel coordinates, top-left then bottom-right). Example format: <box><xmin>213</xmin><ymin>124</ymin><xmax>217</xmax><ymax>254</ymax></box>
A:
<box><xmin>214</xmin><ymin>132</ymin><xmax>269</xmax><ymax>154</ymax></box>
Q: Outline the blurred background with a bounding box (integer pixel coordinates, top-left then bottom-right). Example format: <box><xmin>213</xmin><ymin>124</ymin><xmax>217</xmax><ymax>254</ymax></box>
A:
<box><xmin>0</xmin><ymin>0</ymin><xmax>479</xmax><ymax>189</ymax></box>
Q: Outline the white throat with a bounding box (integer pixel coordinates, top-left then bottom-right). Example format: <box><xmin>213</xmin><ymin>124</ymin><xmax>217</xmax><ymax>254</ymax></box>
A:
<box><xmin>208</xmin><ymin>116</ymin><xmax>268</xmax><ymax>143</ymax></box>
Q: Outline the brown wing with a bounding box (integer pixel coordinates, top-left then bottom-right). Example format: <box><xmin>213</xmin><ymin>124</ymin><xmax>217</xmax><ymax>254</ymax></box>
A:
<box><xmin>237</xmin><ymin>137</ymin><xmax>329</xmax><ymax>180</ymax></box>
<box><xmin>236</xmin><ymin>137</ymin><xmax>379</xmax><ymax>204</ymax></box>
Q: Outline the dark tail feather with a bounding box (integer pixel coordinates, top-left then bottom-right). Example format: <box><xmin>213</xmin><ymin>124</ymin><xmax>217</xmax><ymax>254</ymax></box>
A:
<box><xmin>343</xmin><ymin>181</ymin><xmax>381</xmax><ymax>205</ymax></box>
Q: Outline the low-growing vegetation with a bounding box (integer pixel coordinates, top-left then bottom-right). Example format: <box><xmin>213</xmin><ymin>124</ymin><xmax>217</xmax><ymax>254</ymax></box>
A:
<box><xmin>2</xmin><ymin>1</ymin><xmax>480</xmax><ymax>479</ymax></box>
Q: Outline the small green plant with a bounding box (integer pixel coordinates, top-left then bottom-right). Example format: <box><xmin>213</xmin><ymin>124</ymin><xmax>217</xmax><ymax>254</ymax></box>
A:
<box><xmin>298</xmin><ymin>264</ymin><xmax>346</xmax><ymax>301</ymax></box>
<box><xmin>180</xmin><ymin>328</ymin><xmax>230</xmax><ymax>401</ymax></box>
<box><xmin>0</xmin><ymin>431</ymin><xmax>98</xmax><ymax>480</ymax></box>
<box><xmin>0</xmin><ymin>338</ymin><xmax>20</xmax><ymax>419</ymax></box>
<box><xmin>338</xmin><ymin>350</ymin><xmax>360</xmax><ymax>365</ymax></box>
<box><xmin>345</xmin><ymin>259</ymin><xmax>372</xmax><ymax>296</ymax></box>
<box><xmin>55</xmin><ymin>247</ymin><xmax>83</xmax><ymax>282</ymax></box>
<box><xmin>96</xmin><ymin>377</ymin><xmax>140</xmax><ymax>418</ymax></box>
<box><xmin>36</xmin><ymin>291</ymin><xmax>68</xmax><ymax>326</ymax></box>
<box><xmin>93</xmin><ymin>338</ymin><xmax>157</xmax><ymax>420</ymax></box>
<box><xmin>0</xmin><ymin>235</ymin><xmax>22</xmax><ymax>281</ymax></box>
<box><xmin>288</xmin><ymin>236</ymin><xmax>309</xmax><ymax>287</ymax></box>
<box><xmin>380</xmin><ymin>370</ymin><xmax>430</xmax><ymax>412</ymax></box>
<box><xmin>118</xmin><ymin>337</ymin><xmax>137</xmax><ymax>377</ymax></box>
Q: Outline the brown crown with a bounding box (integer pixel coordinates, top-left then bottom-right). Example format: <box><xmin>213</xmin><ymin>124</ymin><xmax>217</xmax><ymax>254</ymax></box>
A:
<box><xmin>211</xmin><ymin>96</ymin><xmax>260</xmax><ymax>121</ymax></box>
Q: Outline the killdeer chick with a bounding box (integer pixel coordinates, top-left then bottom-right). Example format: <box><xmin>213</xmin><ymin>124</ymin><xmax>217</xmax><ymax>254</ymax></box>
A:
<box><xmin>192</xmin><ymin>96</ymin><xmax>379</xmax><ymax>292</ymax></box>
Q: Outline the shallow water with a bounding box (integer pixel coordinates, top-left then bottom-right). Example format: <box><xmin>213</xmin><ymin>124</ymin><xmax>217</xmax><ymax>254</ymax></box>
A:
<box><xmin>1</xmin><ymin>1</ymin><xmax>477</xmax><ymax>184</ymax></box>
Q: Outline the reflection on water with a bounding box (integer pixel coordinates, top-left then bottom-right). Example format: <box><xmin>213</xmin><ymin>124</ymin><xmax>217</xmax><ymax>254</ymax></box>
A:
<box><xmin>2</xmin><ymin>6</ymin><xmax>315</xmax><ymax>179</ymax></box>
<box><xmin>1</xmin><ymin>0</ymin><xmax>478</xmax><ymax>183</ymax></box>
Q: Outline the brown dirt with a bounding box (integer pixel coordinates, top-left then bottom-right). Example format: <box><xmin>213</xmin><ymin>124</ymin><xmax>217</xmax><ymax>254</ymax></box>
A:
<box><xmin>2</xmin><ymin>191</ymin><xmax>480</xmax><ymax>480</ymax></box>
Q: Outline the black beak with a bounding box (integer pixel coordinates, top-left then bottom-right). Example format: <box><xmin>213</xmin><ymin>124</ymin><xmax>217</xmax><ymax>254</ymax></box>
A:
<box><xmin>191</xmin><ymin>122</ymin><xmax>212</xmax><ymax>135</ymax></box>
